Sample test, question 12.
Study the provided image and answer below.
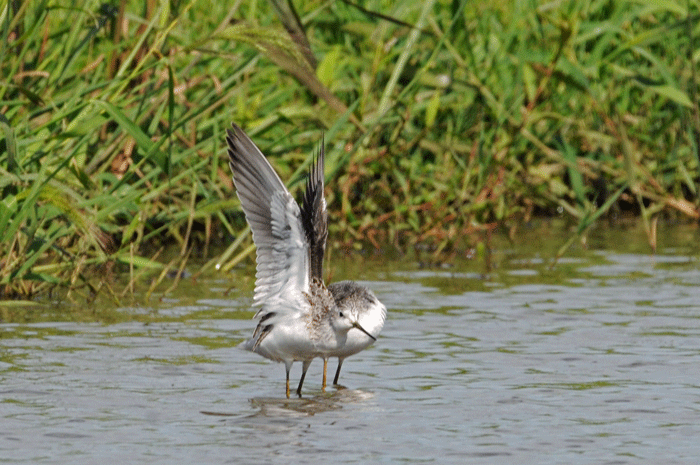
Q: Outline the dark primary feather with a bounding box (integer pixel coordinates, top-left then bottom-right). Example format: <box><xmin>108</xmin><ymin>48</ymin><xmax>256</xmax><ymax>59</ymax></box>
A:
<box><xmin>300</xmin><ymin>137</ymin><xmax>328</xmax><ymax>281</ymax></box>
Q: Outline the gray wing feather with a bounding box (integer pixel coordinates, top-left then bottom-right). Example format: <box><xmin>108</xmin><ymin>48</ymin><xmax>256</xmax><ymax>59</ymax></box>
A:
<box><xmin>226</xmin><ymin>123</ymin><xmax>310</xmax><ymax>310</ymax></box>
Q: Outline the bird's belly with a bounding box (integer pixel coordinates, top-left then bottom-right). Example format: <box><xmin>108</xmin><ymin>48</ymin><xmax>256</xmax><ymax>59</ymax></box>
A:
<box><xmin>253</xmin><ymin>323</ymin><xmax>318</xmax><ymax>362</ymax></box>
<box><xmin>328</xmin><ymin>334</ymin><xmax>375</xmax><ymax>358</ymax></box>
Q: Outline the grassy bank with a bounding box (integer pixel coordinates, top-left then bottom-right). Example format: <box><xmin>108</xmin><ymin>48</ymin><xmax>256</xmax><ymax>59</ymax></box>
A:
<box><xmin>1</xmin><ymin>0</ymin><xmax>698</xmax><ymax>301</ymax></box>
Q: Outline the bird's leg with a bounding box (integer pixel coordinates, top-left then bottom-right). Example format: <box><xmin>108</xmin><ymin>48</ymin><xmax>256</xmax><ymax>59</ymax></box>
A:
<box><xmin>284</xmin><ymin>361</ymin><xmax>292</xmax><ymax>399</ymax></box>
<box><xmin>296</xmin><ymin>360</ymin><xmax>312</xmax><ymax>397</ymax></box>
<box><xmin>322</xmin><ymin>357</ymin><xmax>328</xmax><ymax>391</ymax></box>
<box><xmin>333</xmin><ymin>358</ymin><xmax>344</xmax><ymax>386</ymax></box>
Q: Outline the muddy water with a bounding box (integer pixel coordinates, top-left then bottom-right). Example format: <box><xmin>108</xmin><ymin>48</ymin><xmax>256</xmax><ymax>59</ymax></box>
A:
<box><xmin>2</xmin><ymin>221</ymin><xmax>700</xmax><ymax>464</ymax></box>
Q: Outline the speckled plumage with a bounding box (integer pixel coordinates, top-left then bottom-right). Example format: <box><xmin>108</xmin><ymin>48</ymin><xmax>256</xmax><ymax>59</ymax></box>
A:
<box><xmin>304</xmin><ymin>278</ymin><xmax>336</xmax><ymax>337</ymax></box>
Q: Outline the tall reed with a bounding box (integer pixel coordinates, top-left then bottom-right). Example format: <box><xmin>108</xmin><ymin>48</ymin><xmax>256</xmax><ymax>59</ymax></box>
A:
<box><xmin>1</xmin><ymin>0</ymin><xmax>697</xmax><ymax>300</ymax></box>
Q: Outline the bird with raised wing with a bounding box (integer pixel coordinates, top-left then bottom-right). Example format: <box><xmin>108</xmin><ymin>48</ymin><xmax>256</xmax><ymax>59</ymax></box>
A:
<box><xmin>226</xmin><ymin>123</ymin><xmax>385</xmax><ymax>397</ymax></box>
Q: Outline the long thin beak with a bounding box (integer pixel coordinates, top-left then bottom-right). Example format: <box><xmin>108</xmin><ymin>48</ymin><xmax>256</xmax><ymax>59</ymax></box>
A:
<box><xmin>352</xmin><ymin>322</ymin><xmax>376</xmax><ymax>341</ymax></box>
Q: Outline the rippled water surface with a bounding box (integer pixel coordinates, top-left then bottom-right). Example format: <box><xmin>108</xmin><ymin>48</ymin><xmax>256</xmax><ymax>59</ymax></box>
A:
<box><xmin>2</xmin><ymin>222</ymin><xmax>700</xmax><ymax>464</ymax></box>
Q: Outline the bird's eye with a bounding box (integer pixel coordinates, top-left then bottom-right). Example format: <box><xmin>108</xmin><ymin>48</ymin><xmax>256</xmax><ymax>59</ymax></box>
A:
<box><xmin>338</xmin><ymin>312</ymin><xmax>344</xmax><ymax>318</ymax></box>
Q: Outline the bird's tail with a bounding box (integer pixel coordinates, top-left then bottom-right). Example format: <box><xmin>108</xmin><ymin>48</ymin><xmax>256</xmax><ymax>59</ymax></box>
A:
<box><xmin>238</xmin><ymin>337</ymin><xmax>256</xmax><ymax>352</ymax></box>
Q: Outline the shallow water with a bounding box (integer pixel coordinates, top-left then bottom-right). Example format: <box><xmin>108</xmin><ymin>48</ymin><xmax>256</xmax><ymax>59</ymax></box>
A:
<box><xmin>2</xmin><ymin>221</ymin><xmax>700</xmax><ymax>464</ymax></box>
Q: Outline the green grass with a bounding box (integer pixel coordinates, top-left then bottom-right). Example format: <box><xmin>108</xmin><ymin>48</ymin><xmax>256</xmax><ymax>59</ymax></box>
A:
<box><xmin>1</xmin><ymin>0</ymin><xmax>698</xmax><ymax>300</ymax></box>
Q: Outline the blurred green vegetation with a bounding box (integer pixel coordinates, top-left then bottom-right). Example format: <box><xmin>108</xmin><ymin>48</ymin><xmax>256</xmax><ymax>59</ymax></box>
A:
<box><xmin>1</xmin><ymin>0</ymin><xmax>698</xmax><ymax>300</ymax></box>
